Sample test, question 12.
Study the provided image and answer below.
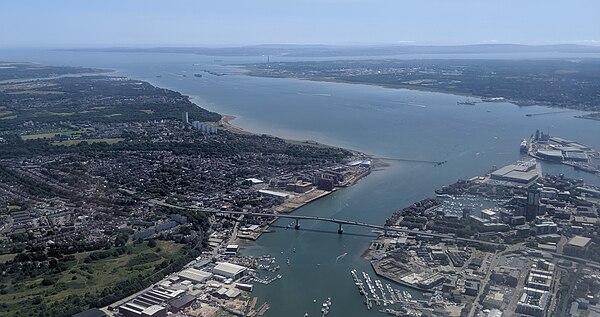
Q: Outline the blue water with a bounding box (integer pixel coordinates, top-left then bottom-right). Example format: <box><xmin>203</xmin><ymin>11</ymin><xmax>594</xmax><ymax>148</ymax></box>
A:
<box><xmin>2</xmin><ymin>49</ymin><xmax>599</xmax><ymax>316</ymax></box>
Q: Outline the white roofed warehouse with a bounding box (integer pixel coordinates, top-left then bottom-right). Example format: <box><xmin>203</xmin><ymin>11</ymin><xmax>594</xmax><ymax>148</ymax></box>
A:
<box><xmin>211</xmin><ymin>262</ymin><xmax>248</xmax><ymax>280</ymax></box>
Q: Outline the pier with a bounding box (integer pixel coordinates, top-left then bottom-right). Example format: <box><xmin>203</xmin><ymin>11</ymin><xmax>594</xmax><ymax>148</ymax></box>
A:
<box><xmin>374</xmin><ymin>157</ymin><xmax>446</xmax><ymax>166</ymax></box>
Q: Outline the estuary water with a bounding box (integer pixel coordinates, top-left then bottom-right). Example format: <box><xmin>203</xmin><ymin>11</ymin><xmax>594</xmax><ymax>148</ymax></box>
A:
<box><xmin>2</xmin><ymin>50</ymin><xmax>600</xmax><ymax>316</ymax></box>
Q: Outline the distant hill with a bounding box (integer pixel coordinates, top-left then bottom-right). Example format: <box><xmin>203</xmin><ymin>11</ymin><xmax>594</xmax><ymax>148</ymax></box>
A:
<box><xmin>61</xmin><ymin>43</ymin><xmax>600</xmax><ymax>57</ymax></box>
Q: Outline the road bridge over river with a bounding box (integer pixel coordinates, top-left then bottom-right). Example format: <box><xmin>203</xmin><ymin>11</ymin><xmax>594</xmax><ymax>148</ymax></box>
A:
<box><xmin>148</xmin><ymin>199</ymin><xmax>600</xmax><ymax>268</ymax></box>
<box><xmin>148</xmin><ymin>199</ymin><xmax>499</xmax><ymax>245</ymax></box>
<box><xmin>201</xmin><ymin>209</ymin><xmax>498</xmax><ymax>246</ymax></box>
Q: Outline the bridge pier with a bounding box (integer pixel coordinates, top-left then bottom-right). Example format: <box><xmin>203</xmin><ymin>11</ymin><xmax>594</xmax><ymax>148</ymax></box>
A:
<box><xmin>337</xmin><ymin>223</ymin><xmax>343</xmax><ymax>234</ymax></box>
<box><xmin>294</xmin><ymin>219</ymin><xmax>300</xmax><ymax>230</ymax></box>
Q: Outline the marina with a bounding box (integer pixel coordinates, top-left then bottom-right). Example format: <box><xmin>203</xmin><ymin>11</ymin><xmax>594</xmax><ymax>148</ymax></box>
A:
<box><xmin>350</xmin><ymin>269</ymin><xmax>420</xmax><ymax>314</ymax></box>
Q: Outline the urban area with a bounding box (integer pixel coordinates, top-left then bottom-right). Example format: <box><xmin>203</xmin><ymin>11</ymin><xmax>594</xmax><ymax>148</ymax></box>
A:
<box><xmin>0</xmin><ymin>63</ymin><xmax>371</xmax><ymax>317</ymax></box>
<box><xmin>2</xmin><ymin>61</ymin><xmax>600</xmax><ymax>317</ymax></box>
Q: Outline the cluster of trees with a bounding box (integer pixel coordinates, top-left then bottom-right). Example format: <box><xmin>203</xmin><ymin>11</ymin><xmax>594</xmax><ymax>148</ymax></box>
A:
<box><xmin>1</xmin><ymin>209</ymin><xmax>209</xmax><ymax>317</ymax></box>
<box><xmin>1</xmin><ymin>129</ymin><xmax>349</xmax><ymax>162</ymax></box>
<box><xmin>17</xmin><ymin>242</ymin><xmax>204</xmax><ymax>317</ymax></box>
<box><xmin>83</xmin><ymin>247</ymin><xmax>128</xmax><ymax>263</ymax></box>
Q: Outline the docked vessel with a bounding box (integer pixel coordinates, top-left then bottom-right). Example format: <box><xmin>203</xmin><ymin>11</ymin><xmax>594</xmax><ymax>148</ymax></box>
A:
<box><xmin>520</xmin><ymin>139</ymin><xmax>528</xmax><ymax>153</ymax></box>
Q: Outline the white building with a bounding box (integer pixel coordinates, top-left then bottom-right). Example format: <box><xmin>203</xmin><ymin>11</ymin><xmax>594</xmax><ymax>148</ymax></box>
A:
<box><xmin>212</xmin><ymin>262</ymin><xmax>247</xmax><ymax>280</ymax></box>
<box><xmin>178</xmin><ymin>268</ymin><xmax>213</xmax><ymax>283</ymax></box>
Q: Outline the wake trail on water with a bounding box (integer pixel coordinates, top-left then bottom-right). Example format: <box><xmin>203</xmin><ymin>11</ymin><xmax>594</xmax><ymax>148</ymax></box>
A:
<box><xmin>296</xmin><ymin>92</ymin><xmax>332</xmax><ymax>97</ymax></box>
<box><xmin>336</xmin><ymin>252</ymin><xmax>348</xmax><ymax>262</ymax></box>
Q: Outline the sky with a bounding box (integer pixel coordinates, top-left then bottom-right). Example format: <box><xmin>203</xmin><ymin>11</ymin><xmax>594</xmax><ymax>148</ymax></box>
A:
<box><xmin>1</xmin><ymin>0</ymin><xmax>599</xmax><ymax>48</ymax></box>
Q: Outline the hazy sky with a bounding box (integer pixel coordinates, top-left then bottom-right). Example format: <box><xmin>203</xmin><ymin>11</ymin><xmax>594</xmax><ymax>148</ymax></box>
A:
<box><xmin>1</xmin><ymin>0</ymin><xmax>599</xmax><ymax>47</ymax></box>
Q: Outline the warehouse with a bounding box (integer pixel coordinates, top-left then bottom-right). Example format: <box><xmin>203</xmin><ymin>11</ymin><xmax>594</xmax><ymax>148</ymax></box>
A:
<box><xmin>168</xmin><ymin>294</ymin><xmax>196</xmax><ymax>313</ymax></box>
<box><xmin>212</xmin><ymin>262</ymin><xmax>247</xmax><ymax>280</ymax></box>
<box><xmin>178</xmin><ymin>268</ymin><xmax>213</xmax><ymax>283</ymax></box>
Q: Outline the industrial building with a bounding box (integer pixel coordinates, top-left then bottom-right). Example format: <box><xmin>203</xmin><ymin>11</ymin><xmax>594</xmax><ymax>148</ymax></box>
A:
<box><xmin>286</xmin><ymin>181</ymin><xmax>313</xmax><ymax>193</ymax></box>
<box><xmin>536</xmin><ymin>150</ymin><xmax>564</xmax><ymax>161</ymax></box>
<box><xmin>118</xmin><ymin>287</ymin><xmax>183</xmax><ymax>317</ymax></box>
<box><xmin>167</xmin><ymin>294</ymin><xmax>196</xmax><ymax>313</ymax></box>
<box><xmin>214</xmin><ymin>287</ymin><xmax>241</xmax><ymax>299</ymax></box>
<box><xmin>258</xmin><ymin>189</ymin><xmax>289</xmax><ymax>200</ymax></box>
<box><xmin>119</xmin><ymin>304</ymin><xmax>166</xmax><ymax>317</ymax></box>
<box><xmin>564</xmin><ymin>236</ymin><xmax>592</xmax><ymax>255</ymax></box>
<box><xmin>490</xmin><ymin>160</ymin><xmax>541</xmax><ymax>184</ymax></box>
<box><xmin>480</xmin><ymin>209</ymin><xmax>496</xmax><ymax>220</ymax></box>
<box><xmin>225</xmin><ymin>244</ymin><xmax>239</xmax><ymax>255</ymax></box>
<box><xmin>211</xmin><ymin>262</ymin><xmax>248</xmax><ymax>280</ymax></box>
<box><xmin>178</xmin><ymin>268</ymin><xmax>213</xmax><ymax>283</ymax></box>
<box><xmin>71</xmin><ymin>308</ymin><xmax>107</xmax><ymax>317</ymax></box>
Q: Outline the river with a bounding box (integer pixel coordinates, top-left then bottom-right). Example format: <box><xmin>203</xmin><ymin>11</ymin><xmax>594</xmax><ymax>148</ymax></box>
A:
<box><xmin>2</xmin><ymin>49</ymin><xmax>600</xmax><ymax>316</ymax></box>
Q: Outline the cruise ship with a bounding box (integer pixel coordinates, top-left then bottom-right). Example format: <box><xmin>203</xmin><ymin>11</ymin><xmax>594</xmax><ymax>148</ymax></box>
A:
<box><xmin>520</xmin><ymin>139</ymin><xmax>528</xmax><ymax>153</ymax></box>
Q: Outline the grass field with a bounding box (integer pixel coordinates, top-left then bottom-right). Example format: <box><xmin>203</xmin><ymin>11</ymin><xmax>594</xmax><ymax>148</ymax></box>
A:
<box><xmin>52</xmin><ymin>138</ymin><xmax>125</xmax><ymax>146</ymax></box>
<box><xmin>0</xmin><ymin>240</ymin><xmax>185</xmax><ymax>311</ymax></box>
<box><xmin>0</xmin><ymin>253</ymin><xmax>17</xmax><ymax>263</ymax></box>
<box><xmin>20</xmin><ymin>128</ymin><xmax>94</xmax><ymax>141</ymax></box>
<box><xmin>285</xmin><ymin>139</ymin><xmax>336</xmax><ymax>149</ymax></box>
<box><xmin>21</xmin><ymin>132</ymin><xmax>61</xmax><ymax>140</ymax></box>
<box><xmin>7</xmin><ymin>90</ymin><xmax>64</xmax><ymax>95</ymax></box>
<box><xmin>7</xmin><ymin>205</ymin><xmax>21</xmax><ymax>212</ymax></box>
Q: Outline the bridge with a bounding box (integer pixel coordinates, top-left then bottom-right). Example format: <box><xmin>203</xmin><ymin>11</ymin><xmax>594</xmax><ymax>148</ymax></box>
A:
<box><xmin>147</xmin><ymin>199</ymin><xmax>493</xmax><ymax>244</ymax></box>
<box><xmin>202</xmin><ymin>209</ymin><xmax>499</xmax><ymax>246</ymax></box>
<box><xmin>147</xmin><ymin>199</ymin><xmax>600</xmax><ymax>268</ymax></box>
<box><xmin>208</xmin><ymin>210</ymin><xmax>600</xmax><ymax>269</ymax></box>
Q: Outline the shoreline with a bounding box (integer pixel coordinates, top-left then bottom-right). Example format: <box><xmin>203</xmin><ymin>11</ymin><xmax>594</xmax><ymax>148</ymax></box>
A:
<box><xmin>370</xmin><ymin>261</ymin><xmax>433</xmax><ymax>293</ymax></box>
<box><xmin>213</xmin><ymin>113</ymin><xmax>377</xmax><ymax>242</ymax></box>
<box><xmin>240</xmin><ymin>70</ymin><xmax>599</xmax><ymax>117</ymax></box>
